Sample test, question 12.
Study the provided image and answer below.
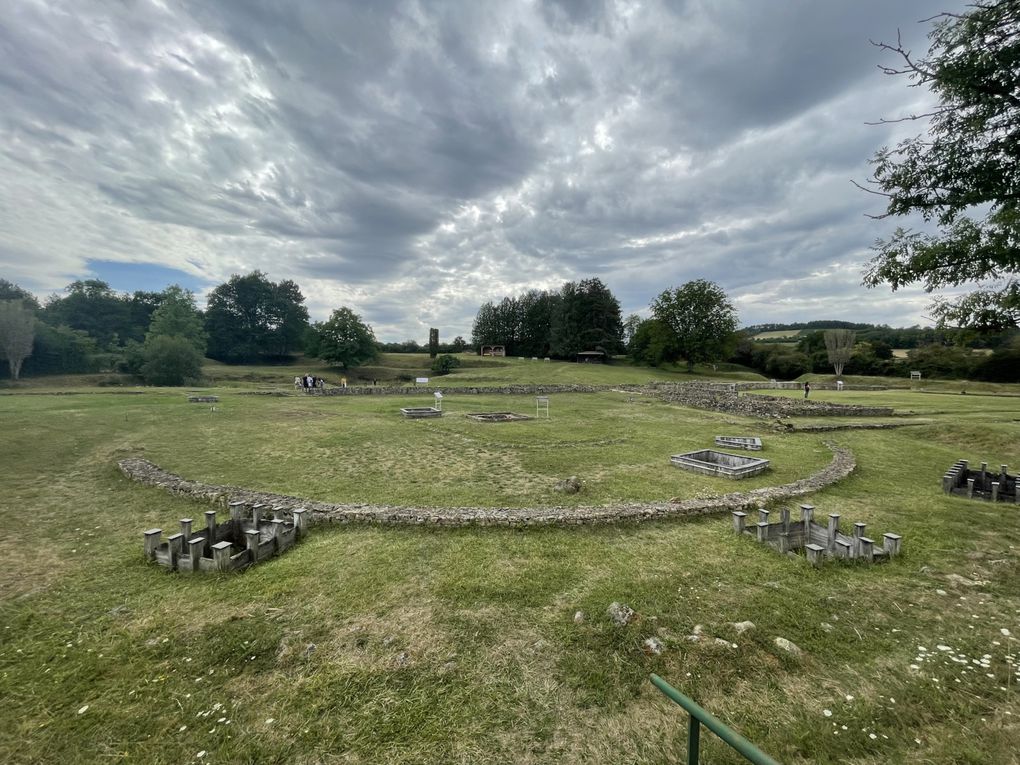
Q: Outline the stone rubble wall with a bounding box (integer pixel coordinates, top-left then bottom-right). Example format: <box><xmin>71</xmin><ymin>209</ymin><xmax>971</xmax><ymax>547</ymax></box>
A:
<box><xmin>118</xmin><ymin>443</ymin><xmax>855</xmax><ymax>528</ymax></box>
<box><xmin>652</xmin><ymin>383</ymin><xmax>894</xmax><ymax>418</ymax></box>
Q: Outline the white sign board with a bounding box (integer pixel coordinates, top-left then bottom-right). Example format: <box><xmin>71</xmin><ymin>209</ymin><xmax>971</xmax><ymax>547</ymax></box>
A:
<box><xmin>416</xmin><ymin>377</ymin><xmax>429</xmax><ymax>385</ymax></box>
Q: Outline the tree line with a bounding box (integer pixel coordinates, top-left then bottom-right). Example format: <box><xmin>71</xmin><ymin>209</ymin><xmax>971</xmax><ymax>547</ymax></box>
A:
<box><xmin>0</xmin><ymin>272</ymin><xmax>377</xmax><ymax>384</ymax></box>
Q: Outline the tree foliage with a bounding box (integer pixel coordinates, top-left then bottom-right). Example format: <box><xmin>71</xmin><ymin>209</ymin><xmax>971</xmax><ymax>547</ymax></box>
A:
<box><xmin>651</xmin><ymin>280</ymin><xmax>738</xmax><ymax>371</ymax></box>
<box><xmin>0</xmin><ymin>300</ymin><xmax>36</xmax><ymax>380</ymax></box>
<box><xmin>549</xmin><ymin>278</ymin><xmax>624</xmax><ymax>358</ymax></box>
<box><xmin>314</xmin><ymin>307</ymin><xmax>377</xmax><ymax>369</ymax></box>
<box><xmin>627</xmin><ymin>319</ymin><xmax>679</xmax><ymax>367</ymax></box>
<box><xmin>430</xmin><ymin>354</ymin><xmax>461</xmax><ymax>375</ymax></box>
<box><xmin>140</xmin><ymin>335</ymin><xmax>204</xmax><ymax>386</ymax></box>
<box><xmin>863</xmin><ymin>1</ymin><xmax>1020</xmax><ymax>329</ymax></box>
<box><xmin>823</xmin><ymin>329</ymin><xmax>856</xmax><ymax>377</ymax></box>
<box><xmin>146</xmin><ymin>286</ymin><xmax>206</xmax><ymax>354</ymax></box>
<box><xmin>205</xmin><ymin>272</ymin><xmax>309</xmax><ymax>362</ymax></box>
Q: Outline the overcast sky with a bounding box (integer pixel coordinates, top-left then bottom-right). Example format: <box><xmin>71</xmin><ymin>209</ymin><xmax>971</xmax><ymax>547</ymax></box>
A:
<box><xmin>1</xmin><ymin>0</ymin><xmax>963</xmax><ymax>341</ymax></box>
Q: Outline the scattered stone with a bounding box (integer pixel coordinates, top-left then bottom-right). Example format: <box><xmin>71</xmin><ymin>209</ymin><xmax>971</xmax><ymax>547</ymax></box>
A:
<box><xmin>714</xmin><ymin>637</ymin><xmax>733</xmax><ymax>647</ymax></box>
<box><xmin>946</xmin><ymin>574</ymin><xmax>985</xmax><ymax>587</ymax></box>
<box><xmin>382</xmin><ymin>635</ymin><xmax>396</xmax><ymax>646</ymax></box>
<box><xmin>643</xmin><ymin>637</ymin><xmax>665</xmax><ymax>655</ymax></box>
<box><xmin>573</xmin><ymin>611</ymin><xmax>586</xmax><ymax>624</ymax></box>
<box><xmin>554</xmin><ymin>476</ymin><xmax>583</xmax><ymax>494</ymax></box>
<box><xmin>820</xmin><ymin>622</ymin><xmax>835</xmax><ymax>633</ymax></box>
<box><xmin>692</xmin><ymin>624</ymin><xmax>705</xmax><ymax>635</ymax></box>
<box><xmin>108</xmin><ymin>605</ymin><xmax>128</xmax><ymax>617</ymax></box>
<box><xmin>607</xmin><ymin>602</ymin><xmax>636</xmax><ymax>626</ymax></box>
<box><xmin>395</xmin><ymin>651</ymin><xmax>410</xmax><ymax>667</ymax></box>
<box><xmin>441</xmin><ymin>661</ymin><xmax>457</xmax><ymax>672</ymax></box>
<box><xmin>935</xmin><ymin>589</ymin><xmax>948</xmax><ymax>596</ymax></box>
<box><xmin>774</xmin><ymin>637</ymin><xmax>802</xmax><ymax>655</ymax></box>
<box><xmin>763</xmin><ymin>581</ymin><xmax>781</xmax><ymax>590</ymax></box>
<box><xmin>731</xmin><ymin>621</ymin><xmax>756</xmax><ymax>634</ymax></box>
<box><xmin>302</xmin><ymin>643</ymin><xmax>316</xmax><ymax>658</ymax></box>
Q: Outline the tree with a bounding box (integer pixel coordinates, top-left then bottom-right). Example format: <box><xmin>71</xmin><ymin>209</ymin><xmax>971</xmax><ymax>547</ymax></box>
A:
<box><xmin>823</xmin><ymin>329</ymin><xmax>856</xmax><ymax>377</ymax></box>
<box><xmin>651</xmin><ymin>280</ymin><xmax>738</xmax><ymax>371</ymax></box>
<box><xmin>627</xmin><ymin>318</ymin><xmax>679</xmax><ymax>367</ymax></box>
<box><xmin>450</xmin><ymin>335</ymin><xmax>468</xmax><ymax>353</ymax></box>
<box><xmin>0</xmin><ymin>300</ymin><xmax>36</xmax><ymax>380</ymax></box>
<box><xmin>431</xmin><ymin>354</ymin><xmax>461</xmax><ymax>375</ymax></box>
<box><xmin>146</xmin><ymin>285</ymin><xmax>206</xmax><ymax>354</ymax></box>
<box><xmin>549</xmin><ymin>278</ymin><xmax>624</xmax><ymax>358</ymax></box>
<box><xmin>205</xmin><ymin>272</ymin><xmax>309</xmax><ymax>362</ymax></box>
<box><xmin>315</xmin><ymin>307</ymin><xmax>377</xmax><ymax>369</ymax></box>
<box><xmin>41</xmin><ymin>280</ymin><xmax>134</xmax><ymax>349</ymax></box>
<box><xmin>140</xmin><ymin>335</ymin><xmax>204</xmax><ymax>386</ymax></box>
<box><xmin>0</xmin><ymin>279</ymin><xmax>39</xmax><ymax>310</ymax></box>
<box><xmin>862</xmin><ymin>1</ymin><xmax>1020</xmax><ymax>330</ymax></box>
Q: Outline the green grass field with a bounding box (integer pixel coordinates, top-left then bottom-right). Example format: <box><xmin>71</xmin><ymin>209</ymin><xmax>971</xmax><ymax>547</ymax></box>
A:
<box><xmin>2</xmin><ymin>367</ymin><xmax>1019</xmax><ymax>764</ymax></box>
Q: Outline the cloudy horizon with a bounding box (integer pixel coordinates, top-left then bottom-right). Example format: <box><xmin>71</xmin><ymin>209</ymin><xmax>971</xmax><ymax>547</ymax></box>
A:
<box><xmin>0</xmin><ymin>0</ymin><xmax>963</xmax><ymax>341</ymax></box>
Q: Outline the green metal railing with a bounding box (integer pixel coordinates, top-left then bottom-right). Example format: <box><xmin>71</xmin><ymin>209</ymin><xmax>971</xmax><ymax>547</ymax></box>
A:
<box><xmin>650</xmin><ymin>674</ymin><xmax>782</xmax><ymax>765</ymax></box>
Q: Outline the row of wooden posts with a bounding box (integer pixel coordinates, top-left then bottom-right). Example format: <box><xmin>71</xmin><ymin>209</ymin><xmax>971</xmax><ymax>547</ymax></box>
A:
<box><xmin>733</xmin><ymin>504</ymin><xmax>902</xmax><ymax>566</ymax></box>
<box><xmin>943</xmin><ymin>459</ymin><xmax>1018</xmax><ymax>503</ymax></box>
<box><xmin>143</xmin><ymin>503</ymin><xmax>309</xmax><ymax>573</ymax></box>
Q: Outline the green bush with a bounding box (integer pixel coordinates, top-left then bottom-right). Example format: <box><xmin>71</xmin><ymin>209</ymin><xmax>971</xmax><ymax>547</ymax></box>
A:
<box><xmin>140</xmin><ymin>335</ymin><xmax>204</xmax><ymax>386</ymax></box>
<box><xmin>431</xmin><ymin>354</ymin><xmax>461</xmax><ymax>375</ymax></box>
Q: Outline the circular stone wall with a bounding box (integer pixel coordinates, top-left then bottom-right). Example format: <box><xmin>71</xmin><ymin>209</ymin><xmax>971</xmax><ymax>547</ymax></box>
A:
<box><xmin>118</xmin><ymin>442</ymin><xmax>854</xmax><ymax>528</ymax></box>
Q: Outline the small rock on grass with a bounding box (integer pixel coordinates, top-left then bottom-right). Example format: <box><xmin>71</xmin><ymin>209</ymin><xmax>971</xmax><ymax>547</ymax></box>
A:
<box><xmin>731</xmin><ymin>621</ymin><xmax>755</xmax><ymax>634</ymax></box>
<box><xmin>774</xmin><ymin>637</ymin><xmax>802</xmax><ymax>655</ymax></box>
<box><xmin>643</xmin><ymin>637</ymin><xmax>664</xmax><ymax>655</ymax></box>
<box><xmin>573</xmin><ymin>611</ymin><xmax>585</xmax><ymax>624</ymax></box>
<box><xmin>607</xmin><ymin>602</ymin><xmax>636</xmax><ymax>626</ymax></box>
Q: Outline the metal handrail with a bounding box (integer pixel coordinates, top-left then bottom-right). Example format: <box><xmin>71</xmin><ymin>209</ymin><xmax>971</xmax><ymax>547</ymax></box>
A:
<box><xmin>650</xmin><ymin>674</ymin><xmax>782</xmax><ymax>765</ymax></box>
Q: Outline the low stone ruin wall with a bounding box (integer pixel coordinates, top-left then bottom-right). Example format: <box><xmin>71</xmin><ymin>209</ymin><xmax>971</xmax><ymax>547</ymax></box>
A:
<box><xmin>118</xmin><ymin>443</ymin><xmax>855</xmax><ymax>528</ymax></box>
<box><xmin>653</xmin><ymin>383</ymin><xmax>894</xmax><ymax>419</ymax></box>
<box><xmin>312</xmin><ymin>383</ymin><xmax>630</xmax><ymax>396</ymax></box>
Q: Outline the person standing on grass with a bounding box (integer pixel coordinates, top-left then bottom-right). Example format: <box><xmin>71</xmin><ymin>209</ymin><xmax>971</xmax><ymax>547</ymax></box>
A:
<box><xmin>804</xmin><ymin>381</ymin><xmax>811</xmax><ymax>399</ymax></box>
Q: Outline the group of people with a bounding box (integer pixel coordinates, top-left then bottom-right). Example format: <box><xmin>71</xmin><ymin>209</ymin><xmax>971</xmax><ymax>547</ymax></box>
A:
<box><xmin>295</xmin><ymin>374</ymin><xmax>324</xmax><ymax>390</ymax></box>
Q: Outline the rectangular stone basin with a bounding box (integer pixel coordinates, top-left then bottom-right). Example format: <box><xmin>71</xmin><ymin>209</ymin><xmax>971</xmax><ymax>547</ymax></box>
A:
<box><xmin>671</xmin><ymin>449</ymin><xmax>770</xmax><ymax>479</ymax></box>
<box><xmin>715</xmin><ymin>436</ymin><xmax>763</xmax><ymax>451</ymax></box>
<box><xmin>400</xmin><ymin>407</ymin><xmax>443</xmax><ymax>419</ymax></box>
<box><xmin>465</xmin><ymin>412</ymin><xmax>533</xmax><ymax>422</ymax></box>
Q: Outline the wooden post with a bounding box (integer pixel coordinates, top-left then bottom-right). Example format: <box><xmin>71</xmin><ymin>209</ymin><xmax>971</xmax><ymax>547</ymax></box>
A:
<box><xmin>186</xmin><ymin>537</ymin><xmax>205</xmax><ymax>571</ymax></box>
<box><xmin>780</xmin><ymin>507</ymin><xmax>790</xmax><ymax>534</ymax></box>
<box><xmin>805</xmin><ymin>543</ymin><xmax>824</xmax><ymax>567</ymax></box>
<box><xmin>853</xmin><ymin>522</ymin><xmax>866</xmax><ymax>557</ymax></box>
<box><xmin>991</xmin><ymin>481</ymin><xmax>1000</xmax><ymax>502</ymax></box>
<box><xmin>758</xmin><ymin>508</ymin><xmax>770</xmax><ymax>524</ymax></box>
<box><xmin>1001</xmin><ymin>465</ymin><xmax>1008</xmax><ymax>485</ymax></box>
<box><xmin>245</xmin><ymin>529</ymin><xmax>260</xmax><ymax>564</ymax></box>
<box><xmin>827</xmin><ymin>514</ymin><xmax>840</xmax><ymax>552</ymax></box>
<box><xmin>942</xmin><ymin>473</ymin><xmax>953</xmax><ymax>493</ymax></box>
<box><xmin>143</xmin><ymin>529</ymin><xmax>162</xmax><ymax>561</ymax></box>
<box><xmin>166</xmin><ymin>532</ymin><xmax>184</xmax><ymax>570</ymax></box>
<box><xmin>252</xmin><ymin>503</ymin><xmax>266</xmax><ymax>528</ymax></box>
<box><xmin>204</xmin><ymin>510</ymin><xmax>217</xmax><ymax>555</ymax></box>
<box><xmin>180</xmin><ymin>518</ymin><xmax>193</xmax><ymax>542</ymax></box>
<box><xmin>967</xmin><ymin>478</ymin><xmax>975</xmax><ymax>499</ymax></box>
<box><xmin>835</xmin><ymin>539</ymin><xmax>851</xmax><ymax>559</ymax></box>
<box><xmin>883</xmin><ymin>533</ymin><xmax>902</xmax><ymax>557</ymax></box>
<box><xmin>801</xmin><ymin>504</ymin><xmax>814</xmax><ymax>539</ymax></box>
<box><xmin>756</xmin><ymin>522</ymin><xmax>769</xmax><ymax>543</ymax></box>
<box><xmin>293</xmin><ymin>508</ymin><xmax>308</xmax><ymax>538</ymax></box>
<box><xmin>212</xmin><ymin>541</ymin><xmax>233</xmax><ymax>572</ymax></box>
<box><xmin>732</xmin><ymin>511</ymin><xmax>747</xmax><ymax>534</ymax></box>
<box><xmin>229</xmin><ymin>501</ymin><xmax>245</xmax><ymax>534</ymax></box>
<box><xmin>859</xmin><ymin>537</ymin><xmax>874</xmax><ymax>563</ymax></box>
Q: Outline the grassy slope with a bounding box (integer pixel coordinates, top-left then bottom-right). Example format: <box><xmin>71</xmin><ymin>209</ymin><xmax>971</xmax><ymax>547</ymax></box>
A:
<box><xmin>1</xmin><ymin>371</ymin><xmax>1019</xmax><ymax>764</ymax></box>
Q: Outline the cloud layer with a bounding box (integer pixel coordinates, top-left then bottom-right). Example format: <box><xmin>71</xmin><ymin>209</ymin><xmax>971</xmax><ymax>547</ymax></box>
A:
<box><xmin>0</xmin><ymin>0</ymin><xmax>961</xmax><ymax>339</ymax></box>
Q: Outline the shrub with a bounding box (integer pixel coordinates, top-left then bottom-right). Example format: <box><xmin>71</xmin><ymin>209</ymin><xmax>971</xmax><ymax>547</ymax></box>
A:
<box><xmin>431</xmin><ymin>354</ymin><xmax>461</xmax><ymax>375</ymax></box>
<box><xmin>140</xmin><ymin>336</ymin><xmax>204</xmax><ymax>386</ymax></box>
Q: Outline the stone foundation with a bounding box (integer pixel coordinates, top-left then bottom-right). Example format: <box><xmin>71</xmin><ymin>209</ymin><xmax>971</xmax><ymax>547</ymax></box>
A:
<box><xmin>118</xmin><ymin>443</ymin><xmax>855</xmax><ymax>528</ymax></box>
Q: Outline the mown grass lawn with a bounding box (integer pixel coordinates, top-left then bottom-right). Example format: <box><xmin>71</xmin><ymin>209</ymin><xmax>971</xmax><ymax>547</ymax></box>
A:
<box><xmin>1</xmin><ymin>377</ymin><xmax>1018</xmax><ymax>764</ymax></box>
